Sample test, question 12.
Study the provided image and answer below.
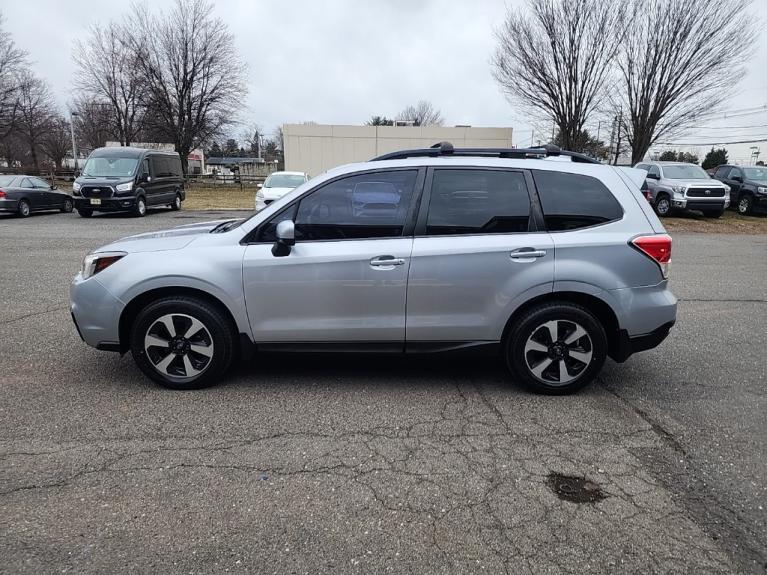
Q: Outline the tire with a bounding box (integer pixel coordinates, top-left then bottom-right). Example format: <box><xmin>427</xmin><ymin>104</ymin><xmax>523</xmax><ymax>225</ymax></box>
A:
<box><xmin>505</xmin><ymin>302</ymin><xmax>607</xmax><ymax>395</ymax></box>
<box><xmin>61</xmin><ymin>198</ymin><xmax>74</xmax><ymax>213</ymax></box>
<box><xmin>737</xmin><ymin>194</ymin><xmax>754</xmax><ymax>215</ymax></box>
<box><xmin>702</xmin><ymin>208</ymin><xmax>724</xmax><ymax>218</ymax></box>
<box><xmin>170</xmin><ymin>193</ymin><xmax>182</xmax><ymax>211</ymax></box>
<box><xmin>133</xmin><ymin>196</ymin><xmax>147</xmax><ymax>217</ymax></box>
<box><xmin>17</xmin><ymin>199</ymin><xmax>31</xmax><ymax>218</ymax></box>
<box><xmin>129</xmin><ymin>296</ymin><xmax>236</xmax><ymax>390</ymax></box>
<box><xmin>654</xmin><ymin>194</ymin><xmax>671</xmax><ymax>217</ymax></box>
<box><xmin>77</xmin><ymin>208</ymin><xmax>93</xmax><ymax>218</ymax></box>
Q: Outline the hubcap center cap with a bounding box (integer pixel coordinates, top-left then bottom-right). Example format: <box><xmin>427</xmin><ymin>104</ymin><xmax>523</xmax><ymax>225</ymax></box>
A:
<box><xmin>170</xmin><ymin>337</ymin><xmax>190</xmax><ymax>355</ymax></box>
<box><xmin>549</xmin><ymin>342</ymin><xmax>567</xmax><ymax>360</ymax></box>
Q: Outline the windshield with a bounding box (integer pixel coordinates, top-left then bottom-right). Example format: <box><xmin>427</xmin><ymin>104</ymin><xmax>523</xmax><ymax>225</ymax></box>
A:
<box><xmin>743</xmin><ymin>167</ymin><xmax>767</xmax><ymax>181</ymax></box>
<box><xmin>0</xmin><ymin>175</ymin><xmax>17</xmax><ymax>186</ymax></box>
<box><xmin>81</xmin><ymin>156</ymin><xmax>139</xmax><ymax>178</ymax></box>
<box><xmin>265</xmin><ymin>174</ymin><xmax>305</xmax><ymax>188</ymax></box>
<box><xmin>661</xmin><ymin>165</ymin><xmax>709</xmax><ymax>180</ymax></box>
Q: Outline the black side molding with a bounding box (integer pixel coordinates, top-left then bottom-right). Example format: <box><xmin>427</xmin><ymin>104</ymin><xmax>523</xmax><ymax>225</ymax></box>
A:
<box><xmin>610</xmin><ymin>321</ymin><xmax>675</xmax><ymax>363</ymax></box>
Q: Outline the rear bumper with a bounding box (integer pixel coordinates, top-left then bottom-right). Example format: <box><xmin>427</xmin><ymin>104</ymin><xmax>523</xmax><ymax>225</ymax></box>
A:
<box><xmin>0</xmin><ymin>198</ymin><xmax>19</xmax><ymax>212</ymax></box>
<box><xmin>74</xmin><ymin>196</ymin><xmax>137</xmax><ymax>211</ymax></box>
<box><xmin>612</xmin><ymin>321</ymin><xmax>675</xmax><ymax>363</ymax></box>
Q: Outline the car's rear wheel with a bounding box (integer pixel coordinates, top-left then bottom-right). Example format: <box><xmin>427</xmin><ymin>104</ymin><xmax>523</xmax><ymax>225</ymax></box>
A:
<box><xmin>133</xmin><ymin>196</ymin><xmax>147</xmax><ymax>217</ymax></box>
<box><xmin>130</xmin><ymin>296</ymin><xmax>236</xmax><ymax>390</ymax></box>
<box><xmin>702</xmin><ymin>208</ymin><xmax>724</xmax><ymax>218</ymax></box>
<box><xmin>77</xmin><ymin>208</ymin><xmax>93</xmax><ymax>218</ymax></box>
<box><xmin>17</xmin><ymin>199</ymin><xmax>31</xmax><ymax>218</ymax></box>
<box><xmin>61</xmin><ymin>198</ymin><xmax>74</xmax><ymax>213</ymax></box>
<box><xmin>737</xmin><ymin>194</ymin><xmax>754</xmax><ymax>215</ymax></box>
<box><xmin>654</xmin><ymin>194</ymin><xmax>671</xmax><ymax>217</ymax></box>
<box><xmin>170</xmin><ymin>193</ymin><xmax>182</xmax><ymax>211</ymax></box>
<box><xmin>506</xmin><ymin>302</ymin><xmax>607</xmax><ymax>395</ymax></box>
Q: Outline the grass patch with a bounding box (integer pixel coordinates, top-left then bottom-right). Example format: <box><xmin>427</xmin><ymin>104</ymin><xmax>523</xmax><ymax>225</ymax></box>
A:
<box><xmin>184</xmin><ymin>186</ymin><xmax>256</xmax><ymax>210</ymax></box>
<box><xmin>662</xmin><ymin>210</ymin><xmax>767</xmax><ymax>234</ymax></box>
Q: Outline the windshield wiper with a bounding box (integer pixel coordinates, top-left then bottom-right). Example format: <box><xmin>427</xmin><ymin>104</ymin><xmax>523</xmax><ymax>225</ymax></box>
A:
<box><xmin>210</xmin><ymin>219</ymin><xmax>242</xmax><ymax>233</ymax></box>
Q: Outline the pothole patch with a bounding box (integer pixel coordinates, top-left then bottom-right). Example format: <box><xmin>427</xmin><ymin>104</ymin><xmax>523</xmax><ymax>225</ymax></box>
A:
<box><xmin>547</xmin><ymin>472</ymin><xmax>606</xmax><ymax>503</ymax></box>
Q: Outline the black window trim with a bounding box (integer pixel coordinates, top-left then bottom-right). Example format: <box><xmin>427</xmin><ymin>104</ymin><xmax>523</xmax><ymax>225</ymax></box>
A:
<box><xmin>413</xmin><ymin>166</ymin><xmax>542</xmax><ymax>237</ymax></box>
<box><xmin>528</xmin><ymin>168</ymin><xmax>625</xmax><ymax>233</ymax></box>
<box><xmin>241</xmin><ymin>166</ymin><xmax>427</xmax><ymax>245</ymax></box>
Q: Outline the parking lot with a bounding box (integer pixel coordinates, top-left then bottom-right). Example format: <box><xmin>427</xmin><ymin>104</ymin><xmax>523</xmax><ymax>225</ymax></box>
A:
<box><xmin>0</xmin><ymin>209</ymin><xmax>765</xmax><ymax>573</ymax></box>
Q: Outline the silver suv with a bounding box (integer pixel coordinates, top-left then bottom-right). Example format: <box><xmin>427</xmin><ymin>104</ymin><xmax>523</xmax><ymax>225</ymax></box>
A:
<box><xmin>71</xmin><ymin>144</ymin><xmax>677</xmax><ymax>394</ymax></box>
<box><xmin>634</xmin><ymin>161</ymin><xmax>730</xmax><ymax>217</ymax></box>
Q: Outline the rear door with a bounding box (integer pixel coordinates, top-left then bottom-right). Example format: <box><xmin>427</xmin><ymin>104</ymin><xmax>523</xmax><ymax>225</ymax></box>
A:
<box><xmin>405</xmin><ymin>167</ymin><xmax>554</xmax><ymax>344</ymax></box>
<box><xmin>18</xmin><ymin>178</ymin><xmax>44</xmax><ymax>210</ymax></box>
<box><xmin>30</xmin><ymin>177</ymin><xmax>56</xmax><ymax>207</ymax></box>
<box><xmin>147</xmin><ymin>155</ymin><xmax>174</xmax><ymax>204</ymax></box>
<box><xmin>242</xmin><ymin>168</ymin><xmax>423</xmax><ymax>345</ymax></box>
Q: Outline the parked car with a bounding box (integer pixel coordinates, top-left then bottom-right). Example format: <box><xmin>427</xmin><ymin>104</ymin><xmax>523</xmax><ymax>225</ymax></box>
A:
<box><xmin>255</xmin><ymin>171</ymin><xmax>309</xmax><ymax>211</ymax></box>
<box><xmin>71</xmin><ymin>143</ymin><xmax>676</xmax><ymax>395</ymax></box>
<box><xmin>0</xmin><ymin>175</ymin><xmax>74</xmax><ymax>217</ymax></box>
<box><xmin>72</xmin><ymin>147</ymin><xmax>185</xmax><ymax>218</ymax></box>
<box><xmin>633</xmin><ymin>161</ymin><xmax>729</xmax><ymax>217</ymax></box>
<box><xmin>712</xmin><ymin>164</ymin><xmax>767</xmax><ymax>215</ymax></box>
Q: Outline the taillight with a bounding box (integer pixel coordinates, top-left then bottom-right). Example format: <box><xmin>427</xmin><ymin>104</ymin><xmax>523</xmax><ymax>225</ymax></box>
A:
<box><xmin>631</xmin><ymin>234</ymin><xmax>672</xmax><ymax>279</ymax></box>
<box><xmin>0</xmin><ymin>189</ymin><xmax>6</xmax><ymax>198</ymax></box>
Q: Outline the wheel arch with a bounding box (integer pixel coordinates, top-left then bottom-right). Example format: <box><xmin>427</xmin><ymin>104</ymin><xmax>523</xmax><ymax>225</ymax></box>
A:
<box><xmin>501</xmin><ymin>291</ymin><xmax>621</xmax><ymax>360</ymax></box>
<box><xmin>118</xmin><ymin>286</ymin><xmax>248</xmax><ymax>356</ymax></box>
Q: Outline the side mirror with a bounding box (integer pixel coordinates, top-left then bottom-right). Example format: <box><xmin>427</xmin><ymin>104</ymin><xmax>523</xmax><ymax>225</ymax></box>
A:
<box><xmin>257</xmin><ymin>183</ymin><xmax>263</xmax><ymax>188</ymax></box>
<box><xmin>271</xmin><ymin>219</ymin><xmax>295</xmax><ymax>257</ymax></box>
<box><xmin>732</xmin><ymin>174</ymin><xmax>743</xmax><ymax>182</ymax></box>
<box><xmin>646</xmin><ymin>172</ymin><xmax>659</xmax><ymax>180</ymax></box>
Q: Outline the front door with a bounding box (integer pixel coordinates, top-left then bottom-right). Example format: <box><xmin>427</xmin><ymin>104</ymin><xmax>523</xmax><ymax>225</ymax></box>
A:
<box><xmin>406</xmin><ymin>167</ymin><xmax>554</xmax><ymax>344</ymax></box>
<box><xmin>242</xmin><ymin>168</ymin><xmax>422</xmax><ymax>345</ymax></box>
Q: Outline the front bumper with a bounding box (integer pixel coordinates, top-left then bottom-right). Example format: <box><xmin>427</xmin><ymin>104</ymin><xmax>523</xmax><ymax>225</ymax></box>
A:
<box><xmin>70</xmin><ymin>273</ymin><xmax>125</xmax><ymax>349</ymax></box>
<box><xmin>74</xmin><ymin>196</ymin><xmax>138</xmax><ymax>211</ymax></box>
<box><xmin>672</xmin><ymin>197</ymin><xmax>728</xmax><ymax>210</ymax></box>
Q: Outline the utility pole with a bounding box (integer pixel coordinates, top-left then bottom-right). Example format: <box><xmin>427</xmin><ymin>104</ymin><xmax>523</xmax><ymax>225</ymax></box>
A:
<box><xmin>612</xmin><ymin>108</ymin><xmax>622</xmax><ymax>166</ymax></box>
<box><xmin>70</xmin><ymin>111</ymin><xmax>79</xmax><ymax>172</ymax></box>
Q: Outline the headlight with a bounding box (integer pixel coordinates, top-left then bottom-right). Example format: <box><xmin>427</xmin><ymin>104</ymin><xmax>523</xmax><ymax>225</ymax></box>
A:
<box><xmin>72</xmin><ymin>182</ymin><xmax>81</xmax><ymax>193</ymax></box>
<box><xmin>671</xmin><ymin>185</ymin><xmax>686</xmax><ymax>194</ymax></box>
<box><xmin>81</xmin><ymin>251</ymin><xmax>127</xmax><ymax>279</ymax></box>
<box><xmin>256</xmin><ymin>189</ymin><xmax>264</xmax><ymax>200</ymax></box>
<box><xmin>116</xmin><ymin>182</ymin><xmax>133</xmax><ymax>192</ymax></box>
<box><xmin>758</xmin><ymin>186</ymin><xmax>766</xmax><ymax>194</ymax></box>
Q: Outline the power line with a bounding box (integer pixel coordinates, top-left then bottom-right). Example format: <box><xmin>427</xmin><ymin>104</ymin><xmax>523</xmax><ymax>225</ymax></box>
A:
<box><xmin>655</xmin><ymin>137</ymin><xmax>767</xmax><ymax>146</ymax></box>
<box><xmin>686</xmin><ymin>123</ymin><xmax>767</xmax><ymax>130</ymax></box>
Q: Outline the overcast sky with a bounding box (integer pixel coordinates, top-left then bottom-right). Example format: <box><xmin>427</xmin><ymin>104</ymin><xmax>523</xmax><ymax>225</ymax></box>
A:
<box><xmin>4</xmin><ymin>0</ymin><xmax>766</xmax><ymax>163</ymax></box>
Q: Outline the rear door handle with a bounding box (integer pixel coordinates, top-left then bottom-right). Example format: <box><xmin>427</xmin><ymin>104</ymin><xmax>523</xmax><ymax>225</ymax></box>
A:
<box><xmin>370</xmin><ymin>256</ymin><xmax>406</xmax><ymax>267</ymax></box>
<box><xmin>510</xmin><ymin>248</ymin><xmax>547</xmax><ymax>262</ymax></box>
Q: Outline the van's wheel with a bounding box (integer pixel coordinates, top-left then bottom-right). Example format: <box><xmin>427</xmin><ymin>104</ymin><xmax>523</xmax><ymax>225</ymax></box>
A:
<box><xmin>170</xmin><ymin>193</ymin><xmax>182</xmax><ymax>211</ymax></box>
<box><xmin>133</xmin><ymin>196</ymin><xmax>147</xmax><ymax>217</ymax></box>
<box><xmin>737</xmin><ymin>194</ymin><xmax>754</xmax><ymax>215</ymax></box>
<box><xmin>77</xmin><ymin>208</ymin><xmax>93</xmax><ymax>218</ymax></box>
<box><xmin>654</xmin><ymin>194</ymin><xmax>671</xmax><ymax>217</ymax></box>
<box><xmin>130</xmin><ymin>296</ymin><xmax>236</xmax><ymax>390</ymax></box>
<box><xmin>17</xmin><ymin>199</ymin><xmax>31</xmax><ymax>218</ymax></box>
<box><xmin>506</xmin><ymin>302</ymin><xmax>607</xmax><ymax>395</ymax></box>
<box><xmin>61</xmin><ymin>198</ymin><xmax>74</xmax><ymax>213</ymax></box>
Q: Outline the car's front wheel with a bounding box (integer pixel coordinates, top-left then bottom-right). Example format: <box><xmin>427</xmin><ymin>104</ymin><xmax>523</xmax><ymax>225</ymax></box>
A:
<box><xmin>133</xmin><ymin>196</ymin><xmax>147</xmax><ymax>217</ymax></box>
<box><xmin>654</xmin><ymin>194</ymin><xmax>671</xmax><ymax>217</ymax></box>
<box><xmin>61</xmin><ymin>198</ymin><xmax>74</xmax><ymax>213</ymax></box>
<box><xmin>170</xmin><ymin>193</ymin><xmax>182</xmax><ymax>211</ymax></box>
<box><xmin>506</xmin><ymin>302</ymin><xmax>607</xmax><ymax>395</ymax></box>
<box><xmin>130</xmin><ymin>296</ymin><xmax>236</xmax><ymax>389</ymax></box>
<box><xmin>737</xmin><ymin>194</ymin><xmax>754</xmax><ymax>215</ymax></box>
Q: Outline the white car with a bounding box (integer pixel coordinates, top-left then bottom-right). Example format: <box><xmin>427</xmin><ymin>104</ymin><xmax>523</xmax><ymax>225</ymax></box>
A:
<box><xmin>255</xmin><ymin>171</ymin><xmax>309</xmax><ymax>211</ymax></box>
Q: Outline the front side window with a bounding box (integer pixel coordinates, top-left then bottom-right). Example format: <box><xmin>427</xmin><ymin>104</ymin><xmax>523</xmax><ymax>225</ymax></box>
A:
<box><xmin>426</xmin><ymin>169</ymin><xmax>530</xmax><ymax>235</ymax></box>
<box><xmin>714</xmin><ymin>166</ymin><xmax>730</xmax><ymax>179</ymax></box>
<box><xmin>533</xmin><ymin>170</ymin><xmax>623</xmax><ymax>231</ymax></box>
<box><xmin>728</xmin><ymin>167</ymin><xmax>743</xmax><ymax>180</ymax></box>
<box><xmin>262</xmin><ymin>170</ymin><xmax>417</xmax><ymax>242</ymax></box>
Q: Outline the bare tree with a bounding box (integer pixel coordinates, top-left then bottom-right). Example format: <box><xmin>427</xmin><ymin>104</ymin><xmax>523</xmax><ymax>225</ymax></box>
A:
<box><xmin>616</xmin><ymin>0</ymin><xmax>755</xmax><ymax>164</ymax></box>
<box><xmin>241</xmin><ymin>123</ymin><xmax>262</xmax><ymax>155</ymax></box>
<box><xmin>396</xmin><ymin>101</ymin><xmax>443</xmax><ymax>126</ymax></box>
<box><xmin>73</xmin><ymin>21</ymin><xmax>144</xmax><ymax>146</ymax></box>
<box><xmin>274</xmin><ymin>125</ymin><xmax>284</xmax><ymax>151</ymax></box>
<box><xmin>492</xmin><ymin>0</ymin><xmax>627</xmax><ymax>151</ymax></box>
<box><xmin>126</xmin><ymin>0</ymin><xmax>247</xmax><ymax>174</ymax></box>
<box><xmin>14</xmin><ymin>72</ymin><xmax>56</xmax><ymax>171</ymax></box>
<box><xmin>71</xmin><ymin>96</ymin><xmax>115</xmax><ymax>151</ymax></box>
<box><xmin>0</xmin><ymin>12</ymin><xmax>27</xmax><ymax>140</ymax></box>
<box><xmin>41</xmin><ymin>116</ymin><xmax>71</xmax><ymax>169</ymax></box>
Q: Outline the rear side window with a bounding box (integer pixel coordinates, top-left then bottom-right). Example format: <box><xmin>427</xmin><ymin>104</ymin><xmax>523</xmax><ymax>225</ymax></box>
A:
<box><xmin>533</xmin><ymin>171</ymin><xmax>623</xmax><ymax>231</ymax></box>
<box><xmin>714</xmin><ymin>166</ymin><xmax>729</xmax><ymax>179</ymax></box>
<box><xmin>426</xmin><ymin>169</ymin><xmax>530</xmax><ymax>235</ymax></box>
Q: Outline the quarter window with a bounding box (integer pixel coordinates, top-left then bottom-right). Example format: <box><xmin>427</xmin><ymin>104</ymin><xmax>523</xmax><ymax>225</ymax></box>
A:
<box><xmin>425</xmin><ymin>169</ymin><xmax>531</xmax><ymax>235</ymax></box>
<box><xmin>533</xmin><ymin>171</ymin><xmax>623</xmax><ymax>231</ymax></box>
<box><xmin>265</xmin><ymin>170</ymin><xmax>418</xmax><ymax>242</ymax></box>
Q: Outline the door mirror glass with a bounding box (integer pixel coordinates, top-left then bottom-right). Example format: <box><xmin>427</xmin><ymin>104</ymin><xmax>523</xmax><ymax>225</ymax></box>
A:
<box><xmin>272</xmin><ymin>219</ymin><xmax>295</xmax><ymax>257</ymax></box>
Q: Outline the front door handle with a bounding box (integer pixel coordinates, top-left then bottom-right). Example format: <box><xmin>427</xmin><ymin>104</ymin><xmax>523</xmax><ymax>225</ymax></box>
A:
<box><xmin>370</xmin><ymin>256</ymin><xmax>406</xmax><ymax>267</ymax></box>
<box><xmin>510</xmin><ymin>248</ymin><xmax>547</xmax><ymax>262</ymax></box>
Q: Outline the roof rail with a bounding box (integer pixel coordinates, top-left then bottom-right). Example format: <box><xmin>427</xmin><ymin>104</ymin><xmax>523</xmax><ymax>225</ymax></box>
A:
<box><xmin>371</xmin><ymin>141</ymin><xmax>601</xmax><ymax>164</ymax></box>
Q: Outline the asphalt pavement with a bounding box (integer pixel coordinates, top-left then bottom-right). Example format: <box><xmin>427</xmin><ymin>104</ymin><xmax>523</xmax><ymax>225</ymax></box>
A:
<box><xmin>0</xmin><ymin>208</ymin><xmax>765</xmax><ymax>574</ymax></box>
